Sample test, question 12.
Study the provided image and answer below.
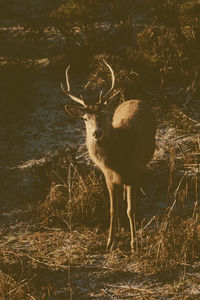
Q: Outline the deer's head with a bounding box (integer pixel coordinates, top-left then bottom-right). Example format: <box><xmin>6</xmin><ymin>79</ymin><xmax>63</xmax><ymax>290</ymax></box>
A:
<box><xmin>62</xmin><ymin>60</ymin><xmax>116</xmax><ymax>141</ymax></box>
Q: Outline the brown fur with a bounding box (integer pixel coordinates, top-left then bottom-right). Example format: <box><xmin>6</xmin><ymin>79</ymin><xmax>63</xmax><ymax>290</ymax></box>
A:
<box><xmin>62</xmin><ymin>60</ymin><xmax>156</xmax><ymax>250</ymax></box>
<box><xmin>87</xmin><ymin>100</ymin><xmax>156</xmax><ymax>185</ymax></box>
<box><xmin>65</xmin><ymin>96</ymin><xmax>156</xmax><ymax>250</ymax></box>
<box><xmin>81</xmin><ymin>99</ymin><xmax>156</xmax><ymax>250</ymax></box>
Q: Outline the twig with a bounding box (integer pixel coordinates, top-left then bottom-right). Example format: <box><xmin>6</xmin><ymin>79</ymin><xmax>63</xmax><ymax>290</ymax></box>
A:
<box><xmin>137</xmin><ymin>216</ymin><xmax>156</xmax><ymax>237</ymax></box>
<box><xmin>5</xmin><ymin>279</ymin><xmax>28</xmax><ymax>296</ymax></box>
<box><xmin>106</xmin><ymin>284</ymin><xmax>153</xmax><ymax>294</ymax></box>
<box><xmin>183</xmin><ymin>164</ymin><xmax>200</xmax><ymax>167</ymax></box>
<box><xmin>23</xmin><ymin>253</ymin><xmax>69</xmax><ymax>270</ymax></box>
<box><xmin>1</xmin><ymin>269</ymin><xmax>37</xmax><ymax>300</ymax></box>
<box><xmin>140</xmin><ymin>186</ymin><xmax>146</xmax><ymax>196</ymax></box>
<box><xmin>178</xmin><ymin>143</ymin><xmax>186</xmax><ymax>155</ymax></box>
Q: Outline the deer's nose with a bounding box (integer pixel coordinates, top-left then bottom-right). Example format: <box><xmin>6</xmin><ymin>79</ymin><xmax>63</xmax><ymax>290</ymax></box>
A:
<box><xmin>93</xmin><ymin>130</ymin><xmax>102</xmax><ymax>139</ymax></box>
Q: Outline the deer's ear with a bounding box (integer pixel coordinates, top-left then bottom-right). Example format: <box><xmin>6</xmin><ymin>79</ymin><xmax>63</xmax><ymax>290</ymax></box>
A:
<box><xmin>65</xmin><ymin>105</ymin><xmax>85</xmax><ymax>118</ymax></box>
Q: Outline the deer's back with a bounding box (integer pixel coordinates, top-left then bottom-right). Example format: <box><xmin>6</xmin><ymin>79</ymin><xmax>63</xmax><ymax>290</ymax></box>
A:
<box><xmin>113</xmin><ymin>100</ymin><xmax>155</xmax><ymax>130</ymax></box>
<box><xmin>109</xmin><ymin>100</ymin><xmax>156</xmax><ymax>184</ymax></box>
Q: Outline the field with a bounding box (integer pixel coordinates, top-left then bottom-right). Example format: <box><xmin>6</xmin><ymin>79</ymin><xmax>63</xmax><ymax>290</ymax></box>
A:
<box><xmin>0</xmin><ymin>1</ymin><xmax>200</xmax><ymax>299</ymax></box>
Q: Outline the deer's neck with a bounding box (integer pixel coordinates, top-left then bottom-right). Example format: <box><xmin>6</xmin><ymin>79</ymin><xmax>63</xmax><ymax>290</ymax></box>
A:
<box><xmin>86</xmin><ymin>127</ymin><xmax>116</xmax><ymax>169</ymax></box>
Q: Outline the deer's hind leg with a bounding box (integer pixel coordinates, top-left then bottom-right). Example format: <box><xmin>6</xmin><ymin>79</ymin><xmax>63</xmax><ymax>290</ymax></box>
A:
<box><xmin>126</xmin><ymin>184</ymin><xmax>141</xmax><ymax>251</ymax></box>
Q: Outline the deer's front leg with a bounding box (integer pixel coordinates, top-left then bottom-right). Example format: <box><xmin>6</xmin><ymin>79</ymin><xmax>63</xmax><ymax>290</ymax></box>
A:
<box><xmin>106</xmin><ymin>182</ymin><xmax>121</xmax><ymax>250</ymax></box>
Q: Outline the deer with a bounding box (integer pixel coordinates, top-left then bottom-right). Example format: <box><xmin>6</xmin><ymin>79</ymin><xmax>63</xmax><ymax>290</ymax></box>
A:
<box><xmin>61</xmin><ymin>59</ymin><xmax>156</xmax><ymax>251</ymax></box>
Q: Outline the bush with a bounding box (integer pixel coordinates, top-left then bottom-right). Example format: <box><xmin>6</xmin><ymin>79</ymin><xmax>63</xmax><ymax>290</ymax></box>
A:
<box><xmin>50</xmin><ymin>0</ymin><xmax>138</xmax><ymax>60</ymax></box>
<box><xmin>50</xmin><ymin>0</ymin><xmax>200</xmax><ymax>104</ymax></box>
<box><xmin>39</xmin><ymin>148</ymin><xmax>109</xmax><ymax>229</ymax></box>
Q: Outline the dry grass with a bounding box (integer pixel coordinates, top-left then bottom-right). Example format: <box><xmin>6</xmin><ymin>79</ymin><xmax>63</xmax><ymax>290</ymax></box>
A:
<box><xmin>0</xmin><ymin>138</ymin><xmax>200</xmax><ymax>299</ymax></box>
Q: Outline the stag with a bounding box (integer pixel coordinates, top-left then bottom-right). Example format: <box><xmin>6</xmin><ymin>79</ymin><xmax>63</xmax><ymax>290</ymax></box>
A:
<box><xmin>61</xmin><ymin>60</ymin><xmax>156</xmax><ymax>250</ymax></box>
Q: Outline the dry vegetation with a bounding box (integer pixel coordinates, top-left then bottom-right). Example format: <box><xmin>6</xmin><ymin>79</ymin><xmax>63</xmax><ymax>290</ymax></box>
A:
<box><xmin>1</xmin><ymin>136</ymin><xmax>200</xmax><ymax>298</ymax></box>
<box><xmin>0</xmin><ymin>0</ymin><xmax>200</xmax><ymax>299</ymax></box>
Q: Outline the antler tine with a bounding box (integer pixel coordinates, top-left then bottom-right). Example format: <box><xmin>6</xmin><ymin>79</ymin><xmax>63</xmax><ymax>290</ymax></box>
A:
<box><xmin>60</xmin><ymin>65</ymin><xmax>71</xmax><ymax>94</ymax></box>
<box><xmin>102</xmin><ymin>59</ymin><xmax>115</xmax><ymax>100</ymax></box>
<box><xmin>61</xmin><ymin>65</ymin><xmax>85</xmax><ymax>107</ymax></box>
<box><xmin>61</xmin><ymin>82</ymin><xmax>68</xmax><ymax>95</ymax></box>
<box><xmin>65</xmin><ymin>65</ymin><xmax>71</xmax><ymax>92</ymax></box>
<box><xmin>98</xmin><ymin>90</ymin><xmax>103</xmax><ymax>104</ymax></box>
